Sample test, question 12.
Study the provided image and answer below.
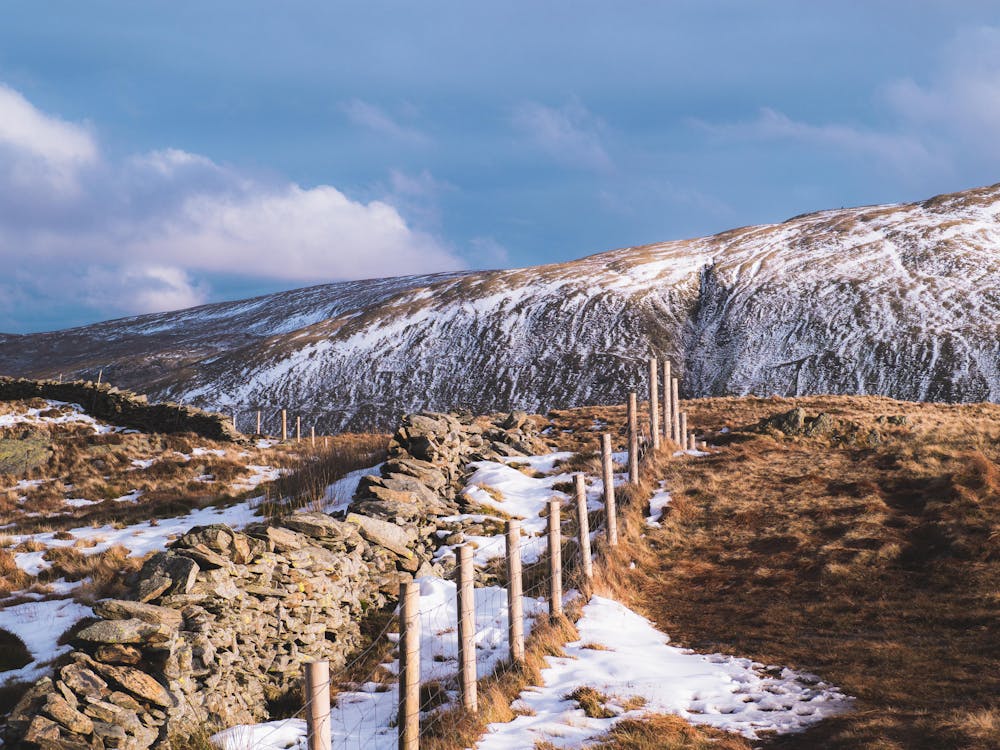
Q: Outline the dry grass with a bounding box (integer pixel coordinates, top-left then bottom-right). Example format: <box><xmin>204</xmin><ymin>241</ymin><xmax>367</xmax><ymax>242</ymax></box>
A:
<box><xmin>587</xmin><ymin>395</ymin><xmax>1000</xmax><ymax>750</ymax></box>
<box><xmin>257</xmin><ymin>432</ymin><xmax>388</xmax><ymax>518</ymax></box>
<box><xmin>592</xmin><ymin>714</ymin><xmax>753</xmax><ymax>749</ymax></box>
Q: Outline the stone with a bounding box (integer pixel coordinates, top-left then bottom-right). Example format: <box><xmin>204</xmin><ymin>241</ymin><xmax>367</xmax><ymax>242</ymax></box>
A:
<box><xmin>75</xmin><ymin>618</ymin><xmax>173</xmax><ymax>645</ymax></box>
<box><xmin>94</xmin><ymin>644</ymin><xmax>144</xmax><ymax>666</ymax></box>
<box><xmin>134</xmin><ymin>576</ymin><xmax>171</xmax><ymax>603</ymax></box>
<box><xmin>345</xmin><ymin>513</ymin><xmax>415</xmax><ymax>558</ymax></box>
<box><xmin>263</xmin><ymin>525</ymin><xmax>310</xmax><ymax>552</ymax></box>
<box><xmin>24</xmin><ymin>715</ymin><xmax>62</xmax><ymax>745</ymax></box>
<box><xmin>92</xmin><ymin>721</ymin><xmax>127</xmax><ymax>748</ymax></box>
<box><xmin>43</xmin><ymin>693</ymin><xmax>94</xmax><ymax>735</ymax></box>
<box><xmin>501</xmin><ymin>410</ymin><xmax>529</xmax><ymax>430</ymax></box>
<box><xmin>177</xmin><ymin>543</ymin><xmax>233</xmax><ymax>570</ymax></box>
<box><xmin>136</xmin><ymin>553</ymin><xmax>198</xmax><ymax>598</ymax></box>
<box><xmin>88</xmin><ymin>662</ymin><xmax>173</xmax><ymax>707</ymax></box>
<box><xmin>176</xmin><ymin>525</ymin><xmax>233</xmax><ymax>553</ymax></box>
<box><xmin>281</xmin><ymin>512</ymin><xmax>358</xmax><ymax>542</ymax></box>
<box><xmin>60</xmin><ymin>663</ymin><xmax>109</xmax><ymax>697</ymax></box>
<box><xmin>92</xmin><ymin>600</ymin><xmax>183</xmax><ymax>628</ymax></box>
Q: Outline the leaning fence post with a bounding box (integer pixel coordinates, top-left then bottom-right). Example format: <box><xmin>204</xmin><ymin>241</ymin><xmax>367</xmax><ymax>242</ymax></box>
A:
<box><xmin>548</xmin><ymin>499</ymin><xmax>563</xmax><ymax>618</ymax></box>
<box><xmin>627</xmin><ymin>392</ymin><xmax>639</xmax><ymax>484</ymax></box>
<box><xmin>671</xmin><ymin>377</ymin><xmax>680</xmax><ymax>443</ymax></box>
<box><xmin>398</xmin><ymin>580</ymin><xmax>420</xmax><ymax>750</ymax></box>
<box><xmin>505</xmin><ymin>520</ymin><xmax>525</xmax><ymax>663</ymax></box>
<box><xmin>601</xmin><ymin>433</ymin><xmax>618</xmax><ymax>546</ymax></box>
<box><xmin>649</xmin><ymin>356</ymin><xmax>660</xmax><ymax>450</ymax></box>
<box><xmin>662</xmin><ymin>360</ymin><xmax>672</xmax><ymax>440</ymax></box>
<box><xmin>457</xmin><ymin>545</ymin><xmax>478</xmax><ymax>712</ymax></box>
<box><xmin>281</xmin><ymin>409</ymin><xmax>288</xmax><ymax>441</ymax></box>
<box><xmin>304</xmin><ymin>660</ymin><xmax>330</xmax><ymax>750</ymax></box>
<box><xmin>574</xmin><ymin>473</ymin><xmax>593</xmax><ymax>581</ymax></box>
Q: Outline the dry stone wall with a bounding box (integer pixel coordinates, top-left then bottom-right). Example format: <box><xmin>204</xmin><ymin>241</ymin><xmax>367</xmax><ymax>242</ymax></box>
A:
<box><xmin>0</xmin><ymin>378</ymin><xmax>241</xmax><ymax>442</ymax></box>
<box><xmin>4</xmin><ymin>410</ymin><xmax>548</xmax><ymax>750</ymax></box>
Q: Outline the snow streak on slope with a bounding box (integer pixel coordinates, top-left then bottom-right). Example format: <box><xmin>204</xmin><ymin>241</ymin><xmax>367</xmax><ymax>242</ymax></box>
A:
<box><xmin>3</xmin><ymin>183</ymin><xmax>1000</xmax><ymax>429</ymax></box>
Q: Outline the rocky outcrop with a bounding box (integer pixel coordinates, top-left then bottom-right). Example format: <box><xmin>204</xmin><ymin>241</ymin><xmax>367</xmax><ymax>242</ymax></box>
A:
<box><xmin>0</xmin><ymin>378</ymin><xmax>240</xmax><ymax>442</ymax></box>
<box><xmin>4</xmin><ymin>409</ymin><xmax>550</xmax><ymax>749</ymax></box>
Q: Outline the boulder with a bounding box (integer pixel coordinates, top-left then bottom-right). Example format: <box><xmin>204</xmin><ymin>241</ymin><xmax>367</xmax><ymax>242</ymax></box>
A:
<box><xmin>43</xmin><ymin>693</ymin><xmax>94</xmax><ymax>735</ymax></box>
<box><xmin>75</xmin><ymin>618</ymin><xmax>174</xmax><ymax>645</ymax></box>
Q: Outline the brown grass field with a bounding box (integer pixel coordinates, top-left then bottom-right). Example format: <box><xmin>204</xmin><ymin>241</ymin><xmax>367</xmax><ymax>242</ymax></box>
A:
<box><xmin>546</xmin><ymin>395</ymin><xmax>999</xmax><ymax>749</ymax></box>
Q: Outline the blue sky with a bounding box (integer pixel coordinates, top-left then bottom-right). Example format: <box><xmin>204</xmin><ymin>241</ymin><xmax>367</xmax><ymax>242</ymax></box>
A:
<box><xmin>2</xmin><ymin>1</ymin><xmax>999</xmax><ymax>332</ymax></box>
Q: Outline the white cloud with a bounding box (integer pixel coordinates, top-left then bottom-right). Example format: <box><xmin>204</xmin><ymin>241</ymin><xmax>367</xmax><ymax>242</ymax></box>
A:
<box><xmin>0</xmin><ymin>83</ymin><xmax>97</xmax><ymax>194</ymax></box>
<box><xmin>512</xmin><ymin>100</ymin><xmax>613</xmax><ymax>171</ymax></box>
<box><xmin>82</xmin><ymin>266</ymin><xmax>210</xmax><ymax>316</ymax></box>
<box><xmin>0</xmin><ymin>83</ymin><xmax>466</xmax><ymax>327</ymax></box>
<box><xmin>885</xmin><ymin>25</ymin><xmax>1000</xmax><ymax>160</ymax></box>
<box><xmin>342</xmin><ymin>99</ymin><xmax>428</xmax><ymax>144</ymax></box>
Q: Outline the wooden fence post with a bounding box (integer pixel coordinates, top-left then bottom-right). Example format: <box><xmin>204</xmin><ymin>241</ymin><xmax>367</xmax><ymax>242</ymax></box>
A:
<box><xmin>96</xmin><ymin>368</ymin><xmax>103</xmax><ymax>385</ymax></box>
<box><xmin>505</xmin><ymin>520</ymin><xmax>525</xmax><ymax>663</ymax></box>
<box><xmin>649</xmin><ymin>356</ymin><xmax>660</xmax><ymax>450</ymax></box>
<box><xmin>256</xmin><ymin>409</ymin><xmax>262</xmax><ymax>436</ymax></box>
<box><xmin>311</xmin><ymin>425</ymin><xmax>316</xmax><ymax>448</ymax></box>
<box><xmin>627</xmin><ymin>392</ymin><xmax>639</xmax><ymax>484</ymax></box>
<box><xmin>281</xmin><ymin>409</ymin><xmax>287</xmax><ymax>441</ymax></box>
<box><xmin>671</xmin><ymin>377</ymin><xmax>680</xmax><ymax>444</ymax></box>
<box><xmin>679</xmin><ymin>412</ymin><xmax>688</xmax><ymax>451</ymax></box>
<box><xmin>231</xmin><ymin>412</ymin><xmax>238</xmax><ymax>434</ymax></box>
<box><xmin>548</xmin><ymin>499</ymin><xmax>563</xmax><ymax>618</ymax></box>
<box><xmin>398</xmin><ymin>580</ymin><xmax>420</xmax><ymax>750</ymax></box>
<box><xmin>457</xmin><ymin>545</ymin><xmax>477</xmax><ymax>712</ymax></box>
<box><xmin>304</xmin><ymin>660</ymin><xmax>330</xmax><ymax>750</ymax></box>
<box><xmin>662</xmin><ymin>360</ymin><xmax>672</xmax><ymax>441</ymax></box>
<box><xmin>296</xmin><ymin>416</ymin><xmax>301</xmax><ymax>442</ymax></box>
<box><xmin>601</xmin><ymin>433</ymin><xmax>618</xmax><ymax>546</ymax></box>
<box><xmin>574</xmin><ymin>473</ymin><xmax>592</xmax><ymax>581</ymax></box>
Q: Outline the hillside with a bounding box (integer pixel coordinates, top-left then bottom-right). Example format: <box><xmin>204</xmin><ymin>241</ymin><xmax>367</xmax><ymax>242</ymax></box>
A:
<box><xmin>2</xmin><ymin>183</ymin><xmax>1000</xmax><ymax>432</ymax></box>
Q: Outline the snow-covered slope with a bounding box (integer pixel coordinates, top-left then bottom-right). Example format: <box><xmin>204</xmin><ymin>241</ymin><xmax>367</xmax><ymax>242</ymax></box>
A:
<box><xmin>3</xmin><ymin>183</ymin><xmax>1000</xmax><ymax>431</ymax></box>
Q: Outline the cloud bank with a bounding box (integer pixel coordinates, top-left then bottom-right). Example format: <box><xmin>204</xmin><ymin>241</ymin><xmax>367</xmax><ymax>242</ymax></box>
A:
<box><xmin>0</xmin><ymin>84</ymin><xmax>464</xmax><ymax>330</ymax></box>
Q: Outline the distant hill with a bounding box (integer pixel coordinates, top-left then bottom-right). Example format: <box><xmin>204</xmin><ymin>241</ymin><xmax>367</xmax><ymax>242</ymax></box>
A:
<box><xmin>2</xmin><ymin>182</ymin><xmax>999</xmax><ymax>432</ymax></box>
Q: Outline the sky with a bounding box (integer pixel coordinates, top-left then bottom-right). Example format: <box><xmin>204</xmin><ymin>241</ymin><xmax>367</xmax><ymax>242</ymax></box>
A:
<box><xmin>2</xmin><ymin>1</ymin><xmax>1000</xmax><ymax>333</ymax></box>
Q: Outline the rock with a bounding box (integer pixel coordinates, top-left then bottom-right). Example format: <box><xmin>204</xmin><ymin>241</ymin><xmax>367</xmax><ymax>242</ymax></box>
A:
<box><xmin>134</xmin><ymin>576</ymin><xmax>171</xmax><ymax>603</ymax></box>
<box><xmin>60</xmin><ymin>662</ymin><xmax>109</xmax><ymax>696</ymax></box>
<box><xmin>177</xmin><ymin>544</ymin><xmax>234</xmax><ymax>570</ymax></box>
<box><xmin>176</xmin><ymin>525</ymin><xmax>233</xmax><ymax>553</ymax></box>
<box><xmin>94</xmin><ymin>644</ymin><xmax>144</xmax><ymax>665</ymax></box>
<box><xmin>345</xmin><ymin>513</ymin><xmax>415</xmax><ymax>558</ymax></box>
<box><xmin>92</xmin><ymin>600</ymin><xmax>183</xmax><ymax>628</ymax></box>
<box><xmin>88</xmin><ymin>662</ymin><xmax>173</xmax><ymax>708</ymax></box>
<box><xmin>92</xmin><ymin>721</ymin><xmax>127</xmax><ymax>748</ymax></box>
<box><xmin>24</xmin><ymin>715</ymin><xmax>62</xmax><ymax>745</ymax></box>
<box><xmin>282</xmin><ymin>513</ymin><xmax>359</xmax><ymax>544</ymax></box>
<box><xmin>263</xmin><ymin>526</ymin><xmax>310</xmax><ymax>552</ymax></box>
<box><xmin>75</xmin><ymin>618</ymin><xmax>174</xmax><ymax>645</ymax></box>
<box><xmin>136</xmin><ymin>553</ymin><xmax>198</xmax><ymax>599</ymax></box>
<box><xmin>501</xmin><ymin>410</ymin><xmax>529</xmax><ymax>430</ymax></box>
<box><xmin>43</xmin><ymin>693</ymin><xmax>94</xmax><ymax>735</ymax></box>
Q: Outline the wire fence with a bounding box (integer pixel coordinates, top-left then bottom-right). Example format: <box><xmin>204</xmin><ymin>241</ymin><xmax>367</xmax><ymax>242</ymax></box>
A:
<box><xmin>206</xmin><ymin>356</ymin><xmax>701</xmax><ymax>750</ymax></box>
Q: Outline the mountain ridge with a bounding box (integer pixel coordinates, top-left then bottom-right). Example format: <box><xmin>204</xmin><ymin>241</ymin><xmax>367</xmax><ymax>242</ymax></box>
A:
<box><xmin>3</xmin><ymin>182</ymin><xmax>999</xmax><ymax>431</ymax></box>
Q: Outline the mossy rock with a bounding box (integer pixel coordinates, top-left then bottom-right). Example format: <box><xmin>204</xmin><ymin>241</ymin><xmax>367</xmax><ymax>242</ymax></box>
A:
<box><xmin>0</xmin><ymin>435</ymin><xmax>52</xmax><ymax>476</ymax></box>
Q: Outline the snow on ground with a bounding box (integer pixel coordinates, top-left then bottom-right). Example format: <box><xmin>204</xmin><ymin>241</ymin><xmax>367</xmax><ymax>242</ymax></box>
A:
<box><xmin>477</xmin><ymin>596</ymin><xmax>852</xmax><ymax>748</ymax></box>
<box><xmin>0</xmin><ymin>598</ymin><xmax>93</xmax><ymax>687</ymax></box>
<box><xmin>9</xmin><ymin>500</ymin><xmax>266</xmax><ymax>574</ymax></box>
<box><xmin>321</xmin><ymin>463</ymin><xmax>383</xmax><ymax>514</ymax></box>
<box><xmin>213</xmin><ymin>576</ymin><xmax>549</xmax><ymax>750</ymax></box>
<box><xmin>0</xmin><ymin>400</ymin><xmax>120</xmax><ymax>434</ymax></box>
<box><xmin>646</xmin><ymin>481</ymin><xmax>672</xmax><ymax>528</ymax></box>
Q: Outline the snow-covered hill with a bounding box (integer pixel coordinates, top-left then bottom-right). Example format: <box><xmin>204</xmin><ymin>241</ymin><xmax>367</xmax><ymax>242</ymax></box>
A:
<box><xmin>3</xmin><ymin>183</ymin><xmax>1000</xmax><ymax>432</ymax></box>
